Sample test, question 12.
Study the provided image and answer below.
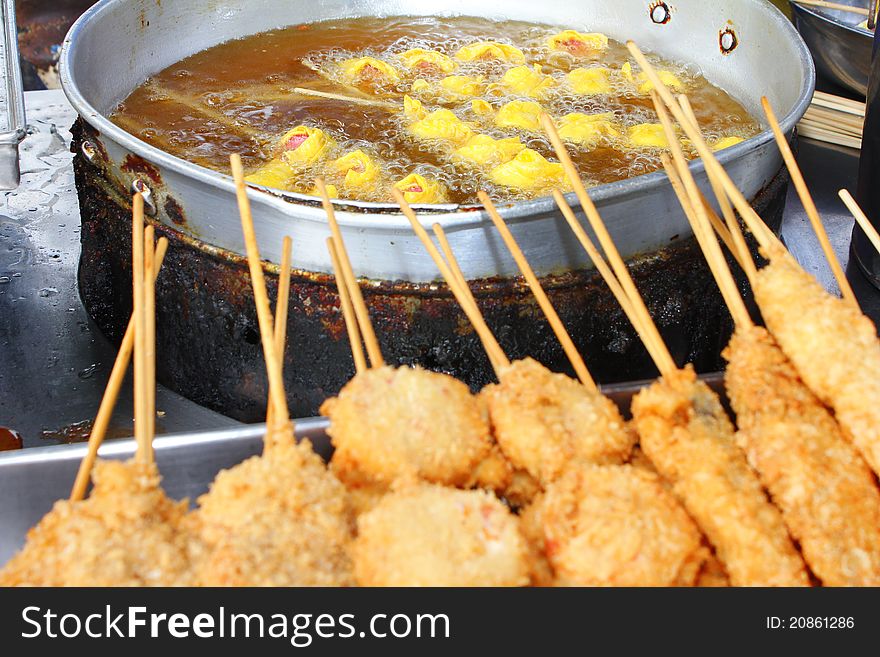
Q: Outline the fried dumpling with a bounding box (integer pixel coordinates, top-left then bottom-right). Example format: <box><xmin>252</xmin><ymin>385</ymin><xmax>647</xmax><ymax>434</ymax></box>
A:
<box><xmin>471</xmin><ymin>99</ymin><xmax>495</xmax><ymax>118</ymax></box>
<box><xmin>397</xmin><ymin>48</ymin><xmax>457</xmax><ymax>74</ymax></box>
<box><xmin>453</xmin><ymin>134</ymin><xmax>526</xmax><ymax>167</ymax></box>
<box><xmin>394</xmin><ymin>173</ymin><xmax>449</xmax><ymax>204</ymax></box>
<box><xmin>333</xmin><ymin>150</ymin><xmax>381</xmax><ymax>188</ymax></box>
<box><xmin>621</xmin><ymin>61</ymin><xmax>684</xmax><ymax>94</ymax></box>
<box><xmin>557</xmin><ymin>112</ymin><xmax>620</xmax><ymax>146</ymax></box>
<box><xmin>455</xmin><ymin>41</ymin><xmax>525</xmax><ymax>64</ymax></box>
<box><xmin>245</xmin><ymin>159</ymin><xmax>295</xmax><ymax>189</ymax></box>
<box><xmin>403</xmin><ymin>94</ymin><xmax>428</xmax><ymax>121</ymax></box>
<box><xmin>440</xmin><ymin>75</ymin><xmax>486</xmax><ymax>98</ymax></box>
<box><xmin>408</xmin><ymin>108</ymin><xmax>474</xmax><ymax>147</ymax></box>
<box><xmin>567</xmin><ymin>67</ymin><xmax>612</xmax><ymax>95</ymax></box>
<box><xmin>489</xmin><ymin>149</ymin><xmax>566</xmax><ymax>191</ymax></box>
<box><xmin>495</xmin><ymin>100</ymin><xmax>544</xmax><ymax>132</ymax></box>
<box><xmin>500</xmin><ymin>65</ymin><xmax>555</xmax><ymax>98</ymax></box>
<box><xmin>628</xmin><ymin>123</ymin><xmax>670</xmax><ymax>149</ymax></box>
<box><xmin>338</xmin><ymin>56</ymin><xmax>400</xmax><ymax>85</ymax></box>
<box><xmin>711</xmin><ymin>135</ymin><xmax>745</xmax><ymax>151</ymax></box>
<box><xmin>278</xmin><ymin>126</ymin><xmax>336</xmax><ymax>165</ymax></box>
<box><xmin>547</xmin><ymin>30</ymin><xmax>609</xmax><ymax>57</ymax></box>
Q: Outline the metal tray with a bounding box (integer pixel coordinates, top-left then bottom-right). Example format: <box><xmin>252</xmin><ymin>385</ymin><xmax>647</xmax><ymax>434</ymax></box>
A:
<box><xmin>0</xmin><ymin>374</ymin><xmax>723</xmax><ymax>565</ymax></box>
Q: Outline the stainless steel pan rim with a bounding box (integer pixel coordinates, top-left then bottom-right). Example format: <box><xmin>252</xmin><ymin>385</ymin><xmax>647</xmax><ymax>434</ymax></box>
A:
<box><xmin>59</xmin><ymin>0</ymin><xmax>815</xmax><ymax>233</ymax></box>
<box><xmin>791</xmin><ymin>1</ymin><xmax>874</xmax><ymax>36</ymax></box>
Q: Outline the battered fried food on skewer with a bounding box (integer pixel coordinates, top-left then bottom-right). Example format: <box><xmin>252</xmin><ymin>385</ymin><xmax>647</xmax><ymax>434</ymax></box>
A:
<box><xmin>630</xmin><ymin>366</ymin><xmax>808</xmax><ymax>586</ymax></box>
<box><xmin>353</xmin><ymin>481</ymin><xmax>530</xmax><ymax>587</ymax></box>
<box><xmin>480</xmin><ymin>357</ymin><xmax>634</xmax><ymax>485</ymax></box>
<box><xmin>1</xmin><ymin>198</ymin><xmax>191</xmax><ymax>587</ymax></box>
<box><xmin>752</xmin><ymin>245</ymin><xmax>880</xmax><ymax>479</ymax></box>
<box><xmin>656</xmin><ymin>88</ymin><xmax>880</xmax><ymax>586</ymax></box>
<box><xmin>190</xmin><ymin>438</ymin><xmax>355</xmax><ymax>586</ymax></box>
<box><xmin>725</xmin><ymin>326</ymin><xmax>880</xmax><ymax>585</ymax></box>
<box><xmin>542</xmin><ymin>106</ymin><xmax>809</xmax><ymax>587</ymax></box>
<box><xmin>320</xmin><ymin>364</ymin><xmax>495</xmax><ymax>492</ymax></box>
<box><xmin>0</xmin><ymin>459</ymin><xmax>192</xmax><ymax>586</ymax></box>
<box><xmin>534</xmin><ymin>464</ymin><xmax>706</xmax><ymax>586</ymax></box>
<box><xmin>188</xmin><ymin>157</ymin><xmax>355</xmax><ymax>586</ymax></box>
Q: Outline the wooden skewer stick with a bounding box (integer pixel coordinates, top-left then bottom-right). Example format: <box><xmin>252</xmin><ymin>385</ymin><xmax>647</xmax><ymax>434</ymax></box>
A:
<box><xmin>662</xmin><ymin>154</ymin><xmax>753</xmax><ymax>330</ymax></box>
<box><xmin>762</xmin><ymin>96</ymin><xmax>858</xmax><ymax>305</ymax></box>
<box><xmin>315</xmin><ymin>178</ymin><xmax>384</xmax><ymax>368</ymax></box>
<box><xmin>541</xmin><ymin>113</ymin><xmax>678</xmax><ymax>377</ymax></box>
<box><xmin>551</xmin><ymin>190</ymin><xmax>669</xmax><ymax>373</ymax></box>
<box><xmin>839</xmin><ymin>189</ymin><xmax>880</xmax><ymax>256</ymax></box>
<box><xmin>266</xmin><ymin>236</ymin><xmax>293</xmax><ymax>431</ymax></box>
<box><xmin>792</xmin><ymin>0</ymin><xmax>869</xmax><ymax>16</ymax></box>
<box><xmin>651</xmin><ymin>96</ymin><xmax>753</xmax><ymax>330</ymax></box>
<box><xmin>677</xmin><ymin>95</ymin><xmax>755</xmax><ymax>282</ymax></box>
<box><xmin>70</xmin><ymin>237</ymin><xmax>169</xmax><ymax>501</ymax></box>
<box><xmin>477</xmin><ymin>190</ymin><xmax>596</xmax><ymax>391</ymax></box>
<box><xmin>393</xmin><ymin>188</ymin><xmax>510</xmax><ymax>376</ymax></box>
<box><xmin>131</xmin><ymin>194</ymin><xmax>148</xmax><ymax>463</ymax></box>
<box><xmin>292</xmin><ymin>87</ymin><xmax>398</xmax><ymax>110</ymax></box>
<box><xmin>327</xmin><ymin>236</ymin><xmax>367</xmax><ymax>374</ymax></box>
<box><xmin>813</xmin><ymin>90</ymin><xmax>866</xmax><ymax>115</ymax></box>
<box><xmin>432</xmin><ymin>224</ymin><xmax>477</xmax><ymax>308</ymax></box>
<box><xmin>626</xmin><ymin>42</ymin><xmax>781</xmax><ymax>251</ymax></box>
<box><xmin>230</xmin><ymin>154</ymin><xmax>291</xmax><ymax>438</ymax></box>
<box><xmin>143</xmin><ymin>224</ymin><xmax>157</xmax><ymax>463</ymax></box>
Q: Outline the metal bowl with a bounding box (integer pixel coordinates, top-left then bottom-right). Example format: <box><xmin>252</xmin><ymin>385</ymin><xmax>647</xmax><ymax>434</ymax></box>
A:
<box><xmin>790</xmin><ymin>0</ymin><xmax>872</xmax><ymax>96</ymax></box>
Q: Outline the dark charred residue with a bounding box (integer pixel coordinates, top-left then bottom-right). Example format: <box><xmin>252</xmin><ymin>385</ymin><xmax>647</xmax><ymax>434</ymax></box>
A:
<box><xmin>164</xmin><ymin>195</ymin><xmax>186</xmax><ymax>226</ymax></box>
<box><xmin>719</xmin><ymin>27</ymin><xmax>738</xmax><ymax>55</ymax></box>
<box><xmin>0</xmin><ymin>427</ymin><xmax>23</xmax><ymax>451</ymax></box>
<box><xmin>649</xmin><ymin>1</ymin><xmax>672</xmax><ymax>25</ymax></box>
<box><xmin>121</xmin><ymin>154</ymin><xmax>163</xmax><ymax>186</ymax></box>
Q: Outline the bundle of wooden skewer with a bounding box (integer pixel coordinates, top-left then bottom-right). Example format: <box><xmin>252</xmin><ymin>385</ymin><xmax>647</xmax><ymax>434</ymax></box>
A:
<box><xmin>797</xmin><ymin>90</ymin><xmax>865</xmax><ymax>150</ymax></box>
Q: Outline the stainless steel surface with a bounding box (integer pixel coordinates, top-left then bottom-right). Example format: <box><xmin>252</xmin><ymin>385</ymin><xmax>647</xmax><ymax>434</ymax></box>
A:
<box><xmin>0</xmin><ymin>417</ymin><xmax>331</xmax><ymax>565</ymax></box>
<box><xmin>59</xmin><ymin>0</ymin><xmax>814</xmax><ymax>281</ymax></box>
<box><xmin>0</xmin><ymin>0</ymin><xmax>28</xmax><ymax>189</ymax></box>
<box><xmin>0</xmin><ymin>90</ymin><xmax>240</xmax><ymax>448</ymax></box>
<box><xmin>790</xmin><ymin>0</ymin><xmax>872</xmax><ymax>96</ymax></box>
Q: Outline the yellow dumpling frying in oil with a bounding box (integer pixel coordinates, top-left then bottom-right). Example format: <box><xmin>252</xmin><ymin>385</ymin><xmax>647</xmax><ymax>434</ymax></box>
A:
<box><xmin>471</xmin><ymin>99</ymin><xmax>495</xmax><ymax>118</ymax></box>
<box><xmin>403</xmin><ymin>95</ymin><xmax>428</xmax><ymax>121</ymax></box>
<box><xmin>440</xmin><ymin>75</ymin><xmax>486</xmax><ymax>98</ymax></box>
<box><xmin>711</xmin><ymin>135</ymin><xmax>745</xmax><ymax>151</ymax></box>
<box><xmin>567</xmin><ymin>67</ymin><xmax>612</xmax><ymax>95</ymax></box>
<box><xmin>333</xmin><ymin>150</ymin><xmax>381</xmax><ymax>188</ymax></box>
<box><xmin>277</xmin><ymin>126</ymin><xmax>336</xmax><ymax>166</ymax></box>
<box><xmin>621</xmin><ymin>62</ymin><xmax>684</xmax><ymax>94</ymax></box>
<box><xmin>409</xmin><ymin>109</ymin><xmax>474</xmax><ymax>147</ymax></box>
<box><xmin>501</xmin><ymin>66</ymin><xmax>555</xmax><ymax>98</ymax></box>
<box><xmin>557</xmin><ymin>113</ymin><xmax>620</xmax><ymax>146</ymax></box>
<box><xmin>338</xmin><ymin>56</ymin><xmax>400</xmax><ymax>85</ymax></box>
<box><xmin>394</xmin><ymin>173</ymin><xmax>449</xmax><ymax>204</ymax></box>
<box><xmin>306</xmin><ymin>182</ymin><xmax>339</xmax><ymax>198</ymax></box>
<box><xmin>455</xmin><ymin>41</ymin><xmax>525</xmax><ymax>64</ymax></box>
<box><xmin>245</xmin><ymin>159</ymin><xmax>295</xmax><ymax>189</ymax></box>
<box><xmin>489</xmin><ymin>149</ymin><xmax>565</xmax><ymax>191</ymax></box>
<box><xmin>628</xmin><ymin>123</ymin><xmax>670</xmax><ymax>149</ymax></box>
<box><xmin>453</xmin><ymin>134</ymin><xmax>525</xmax><ymax>167</ymax></box>
<box><xmin>398</xmin><ymin>49</ymin><xmax>457</xmax><ymax>74</ymax></box>
<box><xmin>495</xmin><ymin>100</ymin><xmax>544</xmax><ymax>132</ymax></box>
<box><xmin>547</xmin><ymin>30</ymin><xmax>609</xmax><ymax>56</ymax></box>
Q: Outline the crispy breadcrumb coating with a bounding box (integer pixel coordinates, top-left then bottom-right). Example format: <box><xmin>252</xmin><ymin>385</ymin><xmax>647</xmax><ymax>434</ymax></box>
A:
<box><xmin>353</xmin><ymin>482</ymin><xmax>530</xmax><ymax>586</ymax></box>
<box><xmin>725</xmin><ymin>326</ymin><xmax>880</xmax><ymax>586</ymax></box>
<box><xmin>321</xmin><ymin>366</ymin><xmax>493</xmax><ymax>492</ymax></box>
<box><xmin>539</xmin><ymin>464</ymin><xmax>706</xmax><ymax>586</ymax></box>
<box><xmin>0</xmin><ymin>459</ymin><xmax>191</xmax><ymax>586</ymax></box>
<box><xmin>754</xmin><ymin>245</ymin><xmax>880</xmax><ymax>480</ymax></box>
<box><xmin>482</xmin><ymin>358</ymin><xmax>635</xmax><ymax>485</ymax></box>
<box><xmin>190</xmin><ymin>438</ymin><xmax>355</xmax><ymax>586</ymax></box>
<box><xmin>696</xmin><ymin>553</ymin><xmax>730</xmax><ymax>587</ymax></box>
<box><xmin>519</xmin><ymin>493</ymin><xmax>556</xmax><ymax>586</ymax></box>
<box><xmin>631</xmin><ymin>365</ymin><xmax>809</xmax><ymax>586</ymax></box>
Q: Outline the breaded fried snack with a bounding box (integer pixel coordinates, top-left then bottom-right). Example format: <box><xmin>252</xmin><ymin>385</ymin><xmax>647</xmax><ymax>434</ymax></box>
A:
<box><xmin>321</xmin><ymin>365</ymin><xmax>494</xmax><ymax>491</ymax></box>
<box><xmin>190</xmin><ymin>439</ymin><xmax>354</xmax><ymax>586</ymax></box>
<box><xmin>0</xmin><ymin>460</ymin><xmax>191</xmax><ymax>586</ymax></box>
<box><xmin>353</xmin><ymin>482</ymin><xmax>529</xmax><ymax>586</ymax></box>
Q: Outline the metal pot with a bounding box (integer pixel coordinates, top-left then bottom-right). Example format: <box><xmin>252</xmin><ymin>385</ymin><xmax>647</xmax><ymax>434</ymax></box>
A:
<box><xmin>60</xmin><ymin>0</ymin><xmax>814</xmax><ymax>421</ymax></box>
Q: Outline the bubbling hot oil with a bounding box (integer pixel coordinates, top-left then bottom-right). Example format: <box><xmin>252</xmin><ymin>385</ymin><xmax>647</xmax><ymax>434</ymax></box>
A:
<box><xmin>111</xmin><ymin>16</ymin><xmax>761</xmax><ymax>205</ymax></box>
